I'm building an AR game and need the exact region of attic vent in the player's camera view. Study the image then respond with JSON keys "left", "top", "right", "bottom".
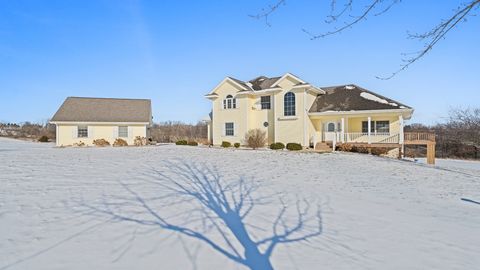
{"left": 345, "top": 85, "right": 355, "bottom": 90}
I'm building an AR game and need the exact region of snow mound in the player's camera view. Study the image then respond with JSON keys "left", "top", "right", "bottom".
{"left": 360, "top": 92, "right": 399, "bottom": 107}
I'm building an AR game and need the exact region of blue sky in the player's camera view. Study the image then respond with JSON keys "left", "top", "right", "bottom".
{"left": 0, "top": 0, "right": 478, "bottom": 125}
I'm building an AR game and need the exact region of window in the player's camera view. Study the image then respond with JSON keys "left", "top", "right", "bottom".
{"left": 261, "top": 96, "right": 271, "bottom": 110}
{"left": 78, "top": 126, "right": 88, "bottom": 138}
{"left": 362, "top": 120, "right": 390, "bottom": 133}
{"left": 223, "top": 95, "right": 236, "bottom": 109}
{"left": 118, "top": 126, "right": 128, "bottom": 137}
{"left": 327, "top": 123, "right": 335, "bottom": 132}
{"left": 225, "top": 122, "right": 234, "bottom": 136}
{"left": 376, "top": 121, "right": 390, "bottom": 133}
{"left": 284, "top": 92, "right": 295, "bottom": 116}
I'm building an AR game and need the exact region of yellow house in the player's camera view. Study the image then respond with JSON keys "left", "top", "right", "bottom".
{"left": 50, "top": 97, "right": 152, "bottom": 147}
{"left": 204, "top": 73, "right": 415, "bottom": 151}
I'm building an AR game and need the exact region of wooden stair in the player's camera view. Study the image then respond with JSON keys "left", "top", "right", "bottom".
{"left": 315, "top": 142, "right": 332, "bottom": 152}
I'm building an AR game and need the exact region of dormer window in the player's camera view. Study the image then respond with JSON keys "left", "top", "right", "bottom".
{"left": 223, "top": 95, "right": 237, "bottom": 109}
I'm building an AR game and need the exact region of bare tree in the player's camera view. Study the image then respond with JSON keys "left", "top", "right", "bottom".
{"left": 79, "top": 162, "right": 322, "bottom": 270}
{"left": 251, "top": 0, "right": 480, "bottom": 79}
{"left": 244, "top": 129, "right": 267, "bottom": 149}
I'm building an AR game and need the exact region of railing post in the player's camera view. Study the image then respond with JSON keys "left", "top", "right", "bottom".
{"left": 341, "top": 118, "right": 345, "bottom": 143}
{"left": 367, "top": 117, "right": 371, "bottom": 144}
{"left": 332, "top": 132, "right": 336, "bottom": 151}
{"left": 399, "top": 115, "right": 404, "bottom": 144}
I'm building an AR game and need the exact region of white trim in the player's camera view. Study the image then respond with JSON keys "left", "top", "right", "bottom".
{"left": 273, "top": 94, "right": 277, "bottom": 142}
{"left": 308, "top": 108, "right": 414, "bottom": 117}
{"left": 341, "top": 118, "right": 345, "bottom": 143}
{"left": 206, "top": 77, "right": 251, "bottom": 96}
{"left": 50, "top": 121, "right": 150, "bottom": 125}
{"left": 303, "top": 89, "right": 307, "bottom": 146}
{"left": 271, "top": 73, "right": 306, "bottom": 87}
{"left": 277, "top": 116, "right": 298, "bottom": 121}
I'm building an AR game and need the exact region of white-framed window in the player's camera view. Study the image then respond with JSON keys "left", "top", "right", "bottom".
{"left": 78, "top": 126, "right": 88, "bottom": 138}
{"left": 223, "top": 95, "right": 237, "bottom": 109}
{"left": 225, "top": 122, "right": 234, "bottom": 136}
{"left": 118, "top": 126, "right": 128, "bottom": 137}
{"left": 362, "top": 120, "right": 390, "bottom": 133}
{"left": 284, "top": 92, "right": 295, "bottom": 116}
{"left": 261, "top": 96, "right": 271, "bottom": 110}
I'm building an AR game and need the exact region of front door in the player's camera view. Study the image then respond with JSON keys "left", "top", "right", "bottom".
{"left": 324, "top": 122, "right": 336, "bottom": 141}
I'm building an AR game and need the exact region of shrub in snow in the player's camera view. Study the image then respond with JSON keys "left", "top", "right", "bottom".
{"left": 371, "top": 147, "right": 390, "bottom": 156}
{"left": 113, "top": 138, "right": 128, "bottom": 147}
{"left": 351, "top": 146, "right": 369, "bottom": 154}
{"left": 270, "top": 142, "right": 285, "bottom": 150}
{"left": 134, "top": 136, "right": 147, "bottom": 146}
{"left": 93, "top": 139, "right": 110, "bottom": 147}
{"left": 338, "top": 144, "right": 353, "bottom": 152}
{"left": 244, "top": 129, "right": 267, "bottom": 149}
{"left": 188, "top": 141, "right": 198, "bottom": 146}
{"left": 286, "top": 143, "right": 302, "bottom": 151}
{"left": 176, "top": 140, "right": 187, "bottom": 145}
{"left": 38, "top": 136, "right": 49, "bottom": 142}
{"left": 234, "top": 142, "right": 240, "bottom": 148}
{"left": 73, "top": 141, "right": 85, "bottom": 147}
{"left": 221, "top": 141, "right": 231, "bottom": 148}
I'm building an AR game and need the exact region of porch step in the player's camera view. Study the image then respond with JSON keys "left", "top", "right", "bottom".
{"left": 315, "top": 142, "right": 333, "bottom": 152}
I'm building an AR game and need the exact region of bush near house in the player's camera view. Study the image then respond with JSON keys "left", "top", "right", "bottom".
{"left": 221, "top": 141, "right": 231, "bottom": 148}
{"left": 270, "top": 142, "right": 285, "bottom": 150}
{"left": 371, "top": 147, "right": 390, "bottom": 156}
{"left": 244, "top": 129, "right": 267, "bottom": 149}
{"left": 93, "top": 139, "right": 110, "bottom": 147}
{"left": 351, "top": 146, "right": 369, "bottom": 154}
{"left": 38, "top": 136, "right": 49, "bottom": 143}
{"left": 286, "top": 143, "right": 302, "bottom": 151}
{"left": 337, "top": 144, "right": 353, "bottom": 152}
{"left": 176, "top": 140, "right": 188, "bottom": 145}
{"left": 134, "top": 136, "right": 147, "bottom": 146}
{"left": 188, "top": 141, "right": 198, "bottom": 146}
{"left": 234, "top": 143, "right": 240, "bottom": 148}
{"left": 113, "top": 138, "right": 128, "bottom": 147}
{"left": 73, "top": 141, "right": 85, "bottom": 147}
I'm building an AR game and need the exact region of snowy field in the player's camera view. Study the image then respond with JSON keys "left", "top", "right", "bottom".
{"left": 1, "top": 137, "right": 480, "bottom": 270}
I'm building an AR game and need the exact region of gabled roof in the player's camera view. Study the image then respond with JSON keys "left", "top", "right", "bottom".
{"left": 51, "top": 97, "right": 152, "bottom": 123}
{"left": 309, "top": 85, "right": 411, "bottom": 113}
{"left": 247, "top": 76, "right": 281, "bottom": 90}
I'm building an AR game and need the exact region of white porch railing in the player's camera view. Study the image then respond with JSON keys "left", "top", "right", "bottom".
{"left": 326, "top": 132, "right": 400, "bottom": 144}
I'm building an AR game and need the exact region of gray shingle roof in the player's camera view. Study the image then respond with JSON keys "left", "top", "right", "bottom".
{"left": 51, "top": 97, "right": 152, "bottom": 122}
{"left": 309, "top": 85, "right": 411, "bottom": 113}
{"left": 228, "top": 75, "right": 281, "bottom": 91}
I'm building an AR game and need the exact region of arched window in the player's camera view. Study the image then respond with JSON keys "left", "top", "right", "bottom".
{"left": 223, "top": 95, "right": 236, "bottom": 109}
{"left": 284, "top": 92, "right": 295, "bottom": 116}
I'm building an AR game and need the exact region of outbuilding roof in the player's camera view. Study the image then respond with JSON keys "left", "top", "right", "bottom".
{"left": 309, "top": 85, "right": 411, "bottom": 113}
{"left": 51, "top": 97, "right": 152, "bottom": 122}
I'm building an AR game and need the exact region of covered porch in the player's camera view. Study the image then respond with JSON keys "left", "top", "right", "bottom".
{"left": 310, "top": 112, "right": 406, "bottom": 146}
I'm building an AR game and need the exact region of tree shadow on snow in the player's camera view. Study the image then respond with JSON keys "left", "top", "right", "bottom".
{"left": 80, "top": 161, "right": 323, "bottom": 270}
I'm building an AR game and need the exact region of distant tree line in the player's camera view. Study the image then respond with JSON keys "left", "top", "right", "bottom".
{"left": 0, "top": 121, "right": 209, "bottom": 144}
{"left": 149, "top": 121, "right": 208, "bottom": 144}
{"left": 405, "top": 108, "right": 480, "bottom": 160}
{"left": 0, "top": 122, "right": 55, "bottom": 140}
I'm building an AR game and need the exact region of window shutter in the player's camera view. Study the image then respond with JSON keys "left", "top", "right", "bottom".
{"left": 113, "top": 126, "right": 119, "bottom": 138}
{"left": 128, "top": 126, "right": 133, "bottom": 138}
{"left": 233, "top": 122, "right": 235, "bottom": 136}
{"left": 88, "top": 126, "right": 94, "bottom": 138}
{"left": 72, "top": 126, "right": 78, "bottom": 138}
{"left": 222, "top": 123, "right": 225, "bottom": 136}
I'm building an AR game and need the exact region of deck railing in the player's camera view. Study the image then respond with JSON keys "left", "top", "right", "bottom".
{"left": 335, "top": 132, "right": 399, "bottom": 144}
{"left": 404, "top": 132, "right": 436, "bottom": 142}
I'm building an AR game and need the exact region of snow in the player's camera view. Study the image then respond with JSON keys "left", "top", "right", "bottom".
{"left": 360, "top": 92, "right": 399, "bottom": 107}
{"left": 1, "top": 137, "right": 480, "bottom": 270}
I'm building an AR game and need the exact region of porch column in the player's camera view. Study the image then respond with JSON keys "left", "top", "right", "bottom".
{"left": 341, "top": 118, "right": 345, "bottom": 143}
{"left": 399, "top": 115, "right": 404, "bottom": 144}
{"left": 367, "top": 116, "right": 371, "bottom": 144}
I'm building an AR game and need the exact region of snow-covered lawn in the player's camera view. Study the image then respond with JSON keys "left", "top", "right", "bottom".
{"left": 1, "top": 137, "right": 479, "bottom": 270}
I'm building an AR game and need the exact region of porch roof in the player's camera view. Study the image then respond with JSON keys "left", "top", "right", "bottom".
{"left": 309, "top": 85, "right": 411, "bottom": 113}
